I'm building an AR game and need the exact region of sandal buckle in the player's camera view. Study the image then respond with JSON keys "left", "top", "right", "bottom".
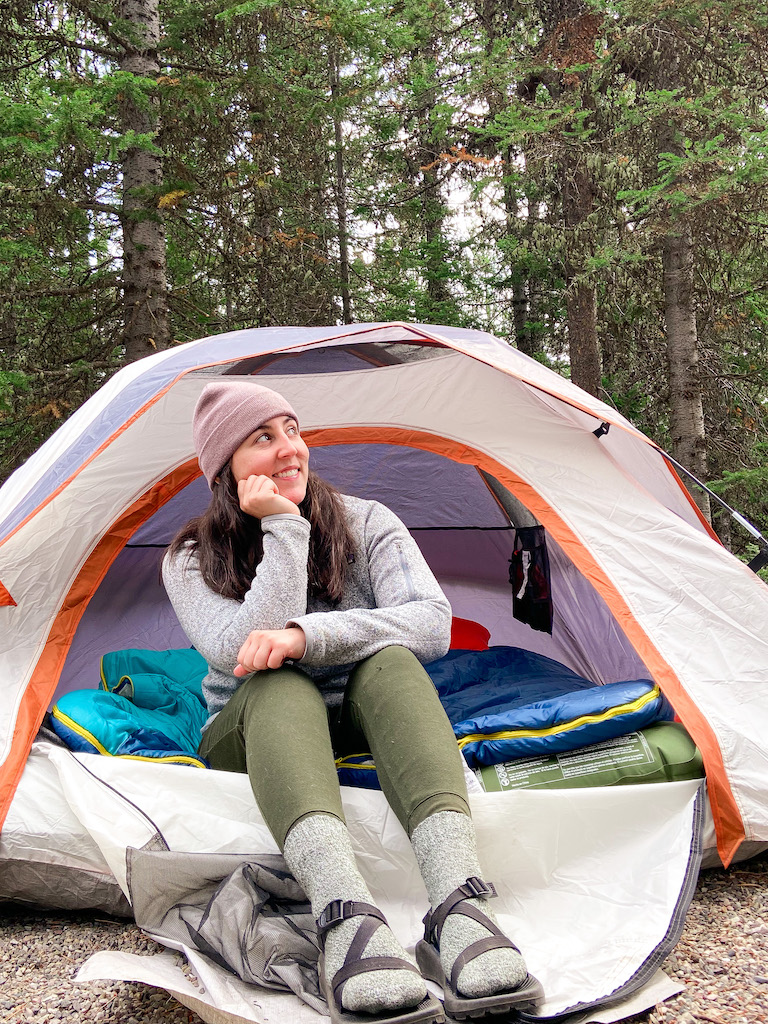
{"left": 422, "top": 906, "right": 437, "bottom": 944}
{"left": 464, "top": 876, "right": 496, "bottom": 900}
{"left": 317, "top": 899, "right": 346, "bottom": 934}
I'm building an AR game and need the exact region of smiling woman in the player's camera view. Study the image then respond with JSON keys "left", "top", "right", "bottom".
{"left": 159, "top": 379, "right": 544, "bottom": 1024}
{"left": 230, "top": 416, "right": 310, "bottom": 514}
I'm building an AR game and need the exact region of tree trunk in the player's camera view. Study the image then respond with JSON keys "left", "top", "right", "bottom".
{"left": 714, "top": 507, "right": 732, "bottom": 551}
{"left": 512, "top": 275, "right": 532, "bottom": 355}
{"left": 422, "top": 182, "right": 452, "bottom": 313}
{"left": 119, "top": 0, "right": 169, "bottom": 362}
{"left": 662, "top": 216, "right": 711, "bottom": 518}
{"left": 565, "top": 276, "right": 598, "bottom": 392}
{"left": 504, "top": 148, "right": 541, "bottom": 356}
{"left": 476, "top": 0, "right": 540, "bottom": 353}
{"left": 329, "top": 48, "right": 352, "bottom": 324}
{"left": 418, "top": 141, "right": 452, "bottom": 314}
{"left": 562, "top": 152, "right": 599, "bottom": 394}
{"left": 656, "top": 48, "right": 710, "bottom": 520}
{"left": 409, "top": 35, "right": 453, "bottom": 319}
{"left": 534, "top": 0, "right": 601, "bottom": 393}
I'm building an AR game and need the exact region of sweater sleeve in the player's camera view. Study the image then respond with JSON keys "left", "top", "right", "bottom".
{"left": 162, "top": 513, "right": 311, "bottom": 673}
{"left": 289, "top": 502, "right": 451, "bottom": 667}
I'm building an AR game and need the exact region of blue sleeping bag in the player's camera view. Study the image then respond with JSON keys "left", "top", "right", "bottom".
{"left": 428, "top": 647, "right": 598, "bottom": 722}
{"left": 340, "top": 648, "right": 670, "bottom": 782}
{"left": 51, "top": 648, "right": 209, "bottom": 767}
{"left": 451, "top": 678, "right": 668, "bottom": 767}
{"left": 50, "top": 646, "right": 671, "bottom": 779}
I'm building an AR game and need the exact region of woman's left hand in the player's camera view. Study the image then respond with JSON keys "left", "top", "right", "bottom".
{"left": 234, "top": 627, "right": 307, "bottom": 676}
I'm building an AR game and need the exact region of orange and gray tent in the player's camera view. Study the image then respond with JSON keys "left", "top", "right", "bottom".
{"left": 1, "top": 322, "right": 767, "bottom": 1022}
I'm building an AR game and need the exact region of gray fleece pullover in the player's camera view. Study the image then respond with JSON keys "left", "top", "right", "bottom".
{"left": 162, "top": 495, "right": 452, "bottom": 724}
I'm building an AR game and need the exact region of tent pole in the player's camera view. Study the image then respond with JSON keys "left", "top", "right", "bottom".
{"left": 662, "top": 453, "right": 768, "bottom": 573}
{"left": 592, "top": 421, "right": 768, "bottom": 572}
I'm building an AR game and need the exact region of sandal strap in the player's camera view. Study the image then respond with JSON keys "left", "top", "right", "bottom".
{"left": 454, "top": 900, "right": 508, "bottom": 937}
{"left": 317, "top": 901, "right": 421, "bottom": 1004}
{"left": 422, "top": 876, "right": 497, "bottom": 946}
{"left": 316, "top": 899, "right": 385, "bottom": 948}
{"left": 333, "top": 955, "right": 422, "bottom": 1004}
{"left": 344, "top": 911, "right": 383, "bottom": 964}
{"left": 449, "top": 934, "right": 522, "bottom": 991}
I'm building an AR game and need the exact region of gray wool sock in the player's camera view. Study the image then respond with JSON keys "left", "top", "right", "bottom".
{"left": 411, "top": 810, "right": 528, "bottom": 998}
{"left": 283, "top": 814, "right": 426, "bottom": 1013}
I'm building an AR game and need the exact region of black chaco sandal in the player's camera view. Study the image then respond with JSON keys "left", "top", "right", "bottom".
{"left": 415, "top": 877, "right": 544, "bottom": 1020}
{"left": 316, "top": 899, "right": 446, "bottom": 1024}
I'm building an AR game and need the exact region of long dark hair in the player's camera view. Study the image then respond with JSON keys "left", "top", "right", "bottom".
{"left": 168, "top": 467, "right": 355, "bottom": 603}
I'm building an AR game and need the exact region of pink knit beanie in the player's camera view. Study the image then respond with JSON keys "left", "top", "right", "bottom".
{"left": 193, "top": 381, "right": 298, "bottom": 487}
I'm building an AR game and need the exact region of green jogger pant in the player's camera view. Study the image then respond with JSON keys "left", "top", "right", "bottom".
{"left": 197, "top": 645, "right": 469, "bottom": 848}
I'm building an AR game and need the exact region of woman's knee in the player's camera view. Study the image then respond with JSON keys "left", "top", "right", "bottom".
{"left": 241, "top": 666, "right": 326, "bottom": 714}
{"left": 347, "top": 645, "right": 435, "bottom": 709}
{"left": 354, "top": 645, "right": 421, "bottom": 679}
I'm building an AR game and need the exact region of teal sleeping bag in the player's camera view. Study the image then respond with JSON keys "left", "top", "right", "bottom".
{"left": 50, "top": 648, "right": 209, "bottom": 767}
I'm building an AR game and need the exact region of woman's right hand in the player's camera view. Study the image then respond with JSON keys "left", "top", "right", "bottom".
{"left": 237, "top": 474, "right": 301, "bottom": 519}
{"left": 234, "top": 626, "right": 307, "bottom": 675}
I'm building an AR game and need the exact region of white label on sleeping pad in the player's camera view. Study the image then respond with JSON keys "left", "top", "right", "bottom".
{"left": 476, "top": 732, "right": 655, "bottom": 792}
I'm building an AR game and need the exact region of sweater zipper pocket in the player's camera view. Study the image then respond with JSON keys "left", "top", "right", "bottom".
{"left": 397, "top": 543, "right": 416, "bottom": 602}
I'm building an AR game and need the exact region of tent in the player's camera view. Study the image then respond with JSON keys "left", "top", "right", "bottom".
{"left": 2, "top": 321, "right": 768, "bottom": 1022}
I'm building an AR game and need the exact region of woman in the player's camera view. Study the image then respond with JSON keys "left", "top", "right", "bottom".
{"left": 163, "top": 381, "right": 542, "bottom": 1024}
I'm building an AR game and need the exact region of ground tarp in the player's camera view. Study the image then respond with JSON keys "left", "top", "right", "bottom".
{"left": 5, "top": 742, "right": 704, "bottom": 1022}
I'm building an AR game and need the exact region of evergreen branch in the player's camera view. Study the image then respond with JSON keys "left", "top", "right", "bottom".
{"left": 81, "top": 255, "right": 119, "bottom": 276}
{"left": 0, "top": 281, "right": 118, "bottom": 301}
{"left": 173, "top": 214, "right": 228, "bottom": 258}
{"left": 4, "top": 27, "right": 122, "bottom": 62}
{"left": 34, "top": 357, "right": 121, "bottom": 377}
{"left": 370, "top": 169, "right": 459, "bottom": 209}
{"left": 0, "top": 192, "right": 121, "bottom": 219}
{"left": 160, "top": 57, "right": 236, "bottom": 80}
{"left": 65, "top": 0, "right": 132, "bottom": 51}
{"left": 76, "top": 201, "right": 122, "bottom": 218}
{"left": 712, "top": 372, "right": 768, "bottom": 383}
{"left": 729, "top": 282, "right": 768, "bottom": 301}
{"left": 4, "top": 44, "right": 61, "bottom": 72}
{"left": 168, "top": 292, "right": 219, "bottom": 320}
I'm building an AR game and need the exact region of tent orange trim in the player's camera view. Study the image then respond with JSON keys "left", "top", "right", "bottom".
{"left": 305, "top": 427, "right": 744, "bottom": 865}
{"left": 411, "top": 324, "right": 657, "bottom": 444}
{"left": 0, "top": 326, "right": 433, "bottom": 554}
{"left": 0, "top": 581, "right": 15, "bottom": 607}
{"left": 0, "top": 325, "right": 679, "bottom": 556}
{"left": 0, "top": 460, "right": 201, "bottom": 835}
{"left": 660, "top": 457, "right": 722, "bottom": 545}
{"left": 1, "top": 426, "right": 742, "bottom": 865}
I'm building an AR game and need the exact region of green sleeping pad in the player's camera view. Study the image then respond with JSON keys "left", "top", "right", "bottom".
{"left": 474, "top": 721, "right": 704, "bottom": 792}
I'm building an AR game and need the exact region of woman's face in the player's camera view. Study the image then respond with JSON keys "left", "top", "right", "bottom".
{"left": 230, "top": 416, "right": 310, "bottom": 506}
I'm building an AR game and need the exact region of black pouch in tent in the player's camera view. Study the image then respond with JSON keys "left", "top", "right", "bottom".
{"left": 509, "top": 526, "right": 553, "bottom": 634}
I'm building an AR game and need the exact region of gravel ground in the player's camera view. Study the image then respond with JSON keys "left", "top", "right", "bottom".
{"left": 2, "top": 851, "right": 768, "bottom": 1024}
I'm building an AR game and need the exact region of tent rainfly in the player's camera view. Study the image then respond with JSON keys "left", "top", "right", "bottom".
{"left": 2, "top": 322, "right": 767, "bottom": 1024}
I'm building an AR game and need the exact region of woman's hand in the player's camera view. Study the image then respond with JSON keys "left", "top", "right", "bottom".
{"left": 234, "top": 627, "right": 307, "bottom": 676}
{"left": 237, "top": 474, "right": 301, "bottom": 519}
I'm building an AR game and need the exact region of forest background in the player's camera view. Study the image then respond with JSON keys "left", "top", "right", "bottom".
{"left": 1, "top": 0, "right": 768, "bottom": 561}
